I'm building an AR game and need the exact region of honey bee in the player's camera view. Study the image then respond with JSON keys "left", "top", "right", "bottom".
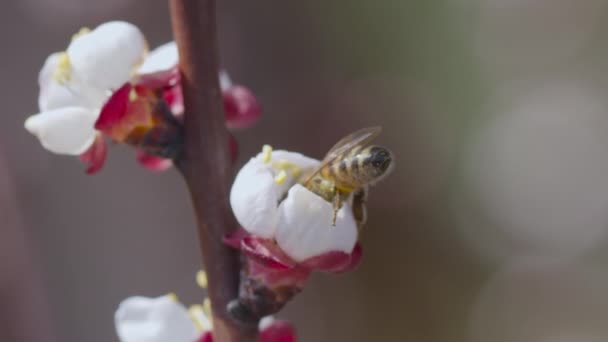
{"left": 300, "top": 126, "right": 394, "bottom": 227}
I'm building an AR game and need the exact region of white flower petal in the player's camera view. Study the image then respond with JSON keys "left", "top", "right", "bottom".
{"left": 230, "top": 149, "right": 320, "bottom": 238}
{"left": 24, "top": 107, "right": 98, "bottom": 155}
{"left": 68, "top": 21, "right": 146, "bottom": 90}
{"left": 37, "top": 53, "right": 107, "bottom": 111}
{"left": 138, "top": 41, "right": 178, "bottom": 76}
{"left": 263, "top": 150, "right": 319, "bottom": 170}
{"left": 275, "top": 184, "right": 358, "bottom": 261}
{"left": 230, "top": 158, "right": 280, "bottom": 238}
{"left": 38, "top": 52, "right": 61, "bottom": 91}
{"left": 261, "top": 150, "right": 320, "bottom": 195}
{"left": 115, "top": 295, "right": 199, "bottom": 342}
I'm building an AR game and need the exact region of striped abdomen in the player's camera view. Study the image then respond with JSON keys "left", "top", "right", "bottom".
{"left": 320, "top": 145, "right": 393, "bottom": 191}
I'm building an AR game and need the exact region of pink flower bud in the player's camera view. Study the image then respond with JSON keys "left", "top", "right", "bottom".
{"left": 223, "top": 85, "right": 262, "bottom": 130}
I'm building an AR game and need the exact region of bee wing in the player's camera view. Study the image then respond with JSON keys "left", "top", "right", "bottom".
{"left": 302, "top": 126, "right": 382, "bottom": 186}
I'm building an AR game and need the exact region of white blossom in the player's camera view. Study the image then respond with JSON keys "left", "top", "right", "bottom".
{"left": 25, "top": 21, "right": 147, "bottom": 155}
{"left": 26, "top": 23, "right": 242, "bottom": 157}
{"left": 115, "top": 295, "right": 204, "bottom": 342}
{"left": 67, "top": 21, "right": 146, "bottom": 90}
{"left": 115, "top": 293, "right": 279, "bottom": 342}
{"left": 230, "top": 147, "right": 358, "bottom": 261}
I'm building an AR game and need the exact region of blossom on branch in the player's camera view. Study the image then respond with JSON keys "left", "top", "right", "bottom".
{"left": 226, "top": 146, "right": 363, "bottom": 321}
{"left": 114, "top": 271, "right": 296, "bottom": 342}
{"left": 25, "top": 21, "right": 261, "bottom": 174}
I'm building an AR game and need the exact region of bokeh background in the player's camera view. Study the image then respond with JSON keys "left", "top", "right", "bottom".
{"left": 2, "top": 1, "right": 608, "bottom": 341}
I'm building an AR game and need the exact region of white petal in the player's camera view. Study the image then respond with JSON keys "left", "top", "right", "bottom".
{"left": 265, "top": 150, "right": 319, "bottom": 171}
{"left": 24, "top": 107, "right": 98, "bottom": 155}
{"left": 38, "top": 52, "right": 61, "bottom": 91}
{"left": 230, "top": 149, "right": 320, "bottom": 238}
{"left": 275, "top": 184, "right": 358, "bottom": 262}
{"left": 37, "top": 53, "right": 107, "bottom": 111}
{"left": 68, "top": 21, "right": 146, "bottom": 90}
{"left": 262, "top": 150, "right": 320, "bottom": 195}
{"left": 138, "top": 41, "right": 178, "bottom": 76}
{"left": 230, "top": 158, "right": 280, "bottom": 238}
{"left": 115, "top": 295, "right": 199, "bottom": 342}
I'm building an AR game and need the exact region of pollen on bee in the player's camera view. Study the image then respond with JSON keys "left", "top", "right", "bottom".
{"left": 274, "top": 169, "right": 287, "bottom": 185}
{"left": 196, "top": 270, "right": 208, "bottom": 289}
{"left": 320, "top": 179, "right": 334, "bottom": 193}
{"left": 262, "top": 144, "right": 273, "bottom": 163}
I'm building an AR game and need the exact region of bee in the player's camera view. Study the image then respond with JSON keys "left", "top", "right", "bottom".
{"left": 300, "top": 126, "right": 394, "bottom": 227}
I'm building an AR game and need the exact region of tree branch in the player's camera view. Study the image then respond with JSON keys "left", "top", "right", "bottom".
{"left": 168, "top": 0, "right": 257, "bottom": 341}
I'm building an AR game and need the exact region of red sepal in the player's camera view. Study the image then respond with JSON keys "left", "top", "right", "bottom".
{"left": 79, "top": 134, "right": 107, "bottom": 175}
{"left": 260, "top": 320, "right": 297, "bottom": 342}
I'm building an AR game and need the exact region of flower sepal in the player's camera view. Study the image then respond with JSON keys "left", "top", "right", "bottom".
{"left": 224, "top": 229, "right": 362, "bottom": 323}
{"left": 95, "top": 81, "right": 183, "bottom": 159}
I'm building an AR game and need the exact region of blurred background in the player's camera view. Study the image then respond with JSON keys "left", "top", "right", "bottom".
{"left": 2, "top": 0, "right": 608, "bottom": 341}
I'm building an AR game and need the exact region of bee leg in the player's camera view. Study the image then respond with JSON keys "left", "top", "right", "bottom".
{"left": 331, "top": 193, "right": 343, "bottom": 227}
{"left": 352, "top": 188, "right": 368, "bottom": 231}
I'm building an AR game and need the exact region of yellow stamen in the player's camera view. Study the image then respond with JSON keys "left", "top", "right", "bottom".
{"left": 71, "top": 27, "right": 91, "bottom": 41}
{"left": 52, "top": 52, "right": 71, "bottom": 84}
{"left": 272, "top": 159, "right": 302, "bottom": 179}
{"left": 203, "top": 298, "right": 212, "bottom": 317}
{"left": 128, "top": 88, "right": 138, "bottom": 102}
{"left": 196, "top": 270, "right": 208, "bottom": 289}
{"left": 290, "top": 167, "right": 302, "bottom": 177}
{"left": 188, "top": 305, "right": 207, "bottom": 332}
{"left": 167, "top": 292, "right": 179, "bottom": 302}
{"left": 274, "top": 170, "right": 287, "bottom": 185}
{"left": 262, "top": 144, "right": 272, "bottom": 163}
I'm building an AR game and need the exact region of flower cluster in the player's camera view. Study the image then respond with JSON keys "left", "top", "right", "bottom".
{"left": 114, "top": 271, "right": 296, "bottom": 342}
{"left": 25, "top": 21, "right": 261, "bottom": 174}
{"left": 226, "top": 146, "right": 363, "bottom": 320}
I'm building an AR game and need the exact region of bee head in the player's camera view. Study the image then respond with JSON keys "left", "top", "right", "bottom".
{"left": 368, "top": 146, "right": 393, "bottom": 178}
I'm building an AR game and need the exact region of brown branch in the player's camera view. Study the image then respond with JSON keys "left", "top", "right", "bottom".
{"left": 168, "top": 1, "right": 258, "bottom": 341}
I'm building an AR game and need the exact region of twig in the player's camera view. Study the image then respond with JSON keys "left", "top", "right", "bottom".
{"left": 168, "top": 0, "right": 258, "bottom": 341}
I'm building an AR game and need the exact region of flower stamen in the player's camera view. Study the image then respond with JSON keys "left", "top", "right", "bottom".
{"left": 203, "top": 298, "right": 212, "bottom": 318}
{"left": 262, "top": 144, "right": 272, "bottom": 163}
{"left": 71, "top": 27, "right": 91, "bottom": 41}
{"left": 196, "top": 270, "right": 208, "bottom": 289}
{"left": 272, "top": 159, "right": 302, "bottom": 177}
{"left": 188, "top": 305, "right": 210, "bottom": 332}
{"left": 128, "top": 88, "right": 138, "bottom": 102}
{"left": 52, "top": 52, "right": 72, "bottom": 84}
{"left": 166, "top": 292, "right": 179, "bottom": 302}
{"left": 274, "top": 169, "right": 287, "bottom": 185}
